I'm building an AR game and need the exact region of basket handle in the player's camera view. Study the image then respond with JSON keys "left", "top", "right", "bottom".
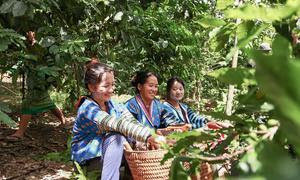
{"left": 123, "top": 140, "right": 133, "bottom": 151}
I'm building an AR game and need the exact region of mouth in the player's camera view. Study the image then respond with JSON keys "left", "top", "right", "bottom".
{"left": 149, "top": 92, "right": 156, "bottom": 96}
{"left": 104, "top": 93, "right": 113, "bottom": 98}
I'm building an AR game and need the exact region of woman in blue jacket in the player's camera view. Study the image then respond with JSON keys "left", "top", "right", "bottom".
{"left": 125, "top": 71, "right": 176, "bottom": 129}
{"left": 162, "top": 76, "right": 228, "bottom": 129}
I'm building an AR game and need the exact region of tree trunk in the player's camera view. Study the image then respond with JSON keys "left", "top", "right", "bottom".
{"left": 225, "top": 16, "right": 241, "bottom": 115}
{"left": 73, "top": 63, "right": 80, "bottom": 98}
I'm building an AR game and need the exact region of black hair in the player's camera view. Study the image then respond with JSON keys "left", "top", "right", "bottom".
{"left": 131, "top": 71, "right": 158, "bottom": 94}
{"left": 166, "top": 76, "right": 185, "bottom": 99}
{"left": 84, "top": 62, "right": 114, "bottom": 91}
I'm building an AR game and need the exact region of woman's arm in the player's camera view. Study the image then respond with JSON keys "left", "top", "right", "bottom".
{"left": 160, "top": 108, "right": 179, "bottom": 128}
{"left": 93, "top": 109, "right": 152, "bottom": 142}
{"left": 187, "top": 106, "right": 208, "bottom": 129}
{"left": 84, "top": 103, "right": 151, "bottom": 142}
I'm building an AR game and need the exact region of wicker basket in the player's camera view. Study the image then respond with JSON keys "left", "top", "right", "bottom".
{"left": 124, "top": 149, "right": 173, "bottom": 180}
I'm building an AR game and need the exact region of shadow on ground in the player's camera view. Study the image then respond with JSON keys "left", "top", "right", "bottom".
{"left": 0, "top": 113, "right": 74, "bottom": 180}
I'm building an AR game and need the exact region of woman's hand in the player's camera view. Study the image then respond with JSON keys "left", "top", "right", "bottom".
{"left": 207, "top": 121, "right": 233, "bottom": 130}
{"left": 147, "top": 135, "right": 166, "bottom": 150}
{"left": 167, "top": 123, "right": 192, "bottom": 132}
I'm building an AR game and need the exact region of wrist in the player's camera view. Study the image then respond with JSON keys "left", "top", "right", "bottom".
{"left": 145, "top": 135, "right": 151, "bottom": 143}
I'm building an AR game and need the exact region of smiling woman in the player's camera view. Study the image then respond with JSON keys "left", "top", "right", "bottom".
{"left": 125, "top": 71, "right": 176, "bottom": 129}
{"left": 163, "top": 76, "right": 231, "bottom": 130}
{"left": 71, "top": 64, "right": 162, "bottom": 180}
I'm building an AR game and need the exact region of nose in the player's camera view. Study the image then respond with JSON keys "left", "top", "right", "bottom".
{"left": 109, "top": 86, "right": 115, "bottom": 93}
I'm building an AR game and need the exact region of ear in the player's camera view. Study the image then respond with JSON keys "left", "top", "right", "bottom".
{"left": 88, "top": 84, "right": 96, "bottom": 93}
{"left": 137, "top": 83, "right": 142, "bottom": 92}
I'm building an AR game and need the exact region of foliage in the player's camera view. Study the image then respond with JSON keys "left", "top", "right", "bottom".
{"left": 43, "top": 135, "right": 72, "bottom": 163}
{"left": 71, "top": 162, "right": 100, "bottom": 180}
{"left": 162, "top": 0, "right": 300, "bottom": 179}
{"left": 0, "top": 0, "right": 225, "bottom": 111}
{"left": 0, "top": 109, "right": 16, "bottom": 127}
{"left": 1, "top": 0, "right": 300, "bottom": 179}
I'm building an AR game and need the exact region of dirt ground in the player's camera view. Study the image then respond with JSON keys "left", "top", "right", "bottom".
{"left": 0, "top": 113, "right": 74, "bottom": 180}
{"left": 0, "top": 78, "right": 132, "bottom": 180}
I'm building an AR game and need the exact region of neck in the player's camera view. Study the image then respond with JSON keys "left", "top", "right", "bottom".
{"left": 91, "top": 95, "right": 107, "bottom": 111}
{"left": 139, "top": 94, "right": 152, "bottom": 108}
{"left": 167, "top": 99, "right": 180, "bottom": 108}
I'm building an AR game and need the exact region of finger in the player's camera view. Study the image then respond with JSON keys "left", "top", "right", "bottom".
{"left": 154, "top": 143, "right": 160, "bottom": 150}
{"left": 156, "top": 130, "right": 163, "bottom": 135}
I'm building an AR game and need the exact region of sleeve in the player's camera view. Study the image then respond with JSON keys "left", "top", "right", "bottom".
{"left": 85, "top": 104, "right": 151, "bottom": 142}
{"left": 125, "top": 99, "right": 139, "bottom": 120}
{"left": 160, "top": 107, "right": 178, "bottom": 128}
{"left": 187, "top": 106, "right": 208, "bottom": 129}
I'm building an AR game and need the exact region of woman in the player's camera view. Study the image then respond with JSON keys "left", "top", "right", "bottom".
{"left": 72, "top": 63, "right": 160, "bottom": 180}
{"left": 8, "top": 31, "right": 66, "bottom": 141}
{"left": 163, "top": 76, "right": 229, "bottom": 129}
{"left": 125, "top": 71, "right": 177, "bottom": 129}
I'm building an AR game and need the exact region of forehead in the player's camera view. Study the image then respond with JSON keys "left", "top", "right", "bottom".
{"left": 172, "top": 81, "right": 184, "bottom": 88}
{"left": 145, "top": 75, "right": 158, "bottom": 84}
{"left": 100, "top": 72, "right": 114, "bottom": 82}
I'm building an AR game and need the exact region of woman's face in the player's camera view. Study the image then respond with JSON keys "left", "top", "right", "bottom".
{"left": 169, "top": 81, "right": 184, "bottom": 101}
{"left": 138, "top": 75, "right": 158, "bottom": 102}
{"left": 89, "top": 72, "right": 115, "bottom": 103}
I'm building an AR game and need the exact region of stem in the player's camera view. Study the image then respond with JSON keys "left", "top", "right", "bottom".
{"left": 1, "top": 84, "right": 19, "bottom": 96}
{"left": 196, "top": 145, "right": 253, "bottom": 162}
{"left": 73, "top": 63, "right": 80, "bottom": 98}
{"left": 225, "top": 1, "right": 242, "bottom": 115}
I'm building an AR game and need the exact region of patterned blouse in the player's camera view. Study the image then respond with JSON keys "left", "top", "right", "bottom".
{"left": 125, "top": 95, "right": 176, "bottom": 129}
{"left": 71, "top": 97, "right": 151, "bottom": 164}
{"left": 162, "top": 102, "right": 208, "bottom": 129}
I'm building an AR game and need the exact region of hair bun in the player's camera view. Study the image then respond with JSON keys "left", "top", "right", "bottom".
{"left": 131, "top": 73, "right": 138, "bottom": 87}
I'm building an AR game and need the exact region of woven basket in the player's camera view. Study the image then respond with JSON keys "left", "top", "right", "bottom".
{"left": 124, "top": 149, "right": 172, "bottom": 180}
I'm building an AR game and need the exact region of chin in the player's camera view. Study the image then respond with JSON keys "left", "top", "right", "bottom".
{"left": 104, "top": 97, "right": 111, "bottom": 101}
{"left": 176, "top": 97, "right": 183, "bottom": 101}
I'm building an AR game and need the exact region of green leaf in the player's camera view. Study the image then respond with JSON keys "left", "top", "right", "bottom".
{"left": 258, "top": 142, "right": 300, "bottom": 180}
{"left": 238, "top": 145, "right": 262, "bottom": 174}
{"left": 0, "top": 38, "right": 9, "bottom": 51}
{"left": 0, "top": 110, "right": 16, "bottom": 128}
{"left": 12, "top": 1, "right": 27, "bottom": 17}
{"left": 170, "top": 158, "right": 189, "bottom": 180}
{"left": 216, "top": 0, "right": 234, "bottom": 10}
{"left": 237, "top": 21, "right": 255, "bottom": 40}
{"left": 196, "top": 17, "right": 226, "bottom": 28}
{"left": 237, "top": 22, "right": 269, "bottom": 48}
{"left": 49, "top": 45, "right": 60, "bottom": 54}
{"left": 212, "top": 133, "right": 236, "bottom": 155}
{"left": 225, "top": 3, "right": 300, "bottom": 22}
{"left": 40, "top": 36, "right": 56, "bottom": 48}
{"left": 0, "top": 0, "right": 17, "bottom": 13}
{"left": 38, "top": 66, "right": 61, "bottom": 77}
{"left": 272, "top": 34, "right": 292, "bottom": 59}
{"left": 235, "top": 88, "right": 269, "bottom": 114}
{"left": 208, "top": 67, "right": 256, "bottom": 86}
{"left": 251, "top": 35, "right": 300, "bottom": 149}
{"left": 74, "top": 162, "right": 87, "bottom": 180}
{"left": 209, "top": 23, "right": 236, "bottom": 51}
{"left": 0, "top": 102, "right": 12, "bottom": 113}
{"left": 201, "top": 111, "right": 244, "bottom": 123}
